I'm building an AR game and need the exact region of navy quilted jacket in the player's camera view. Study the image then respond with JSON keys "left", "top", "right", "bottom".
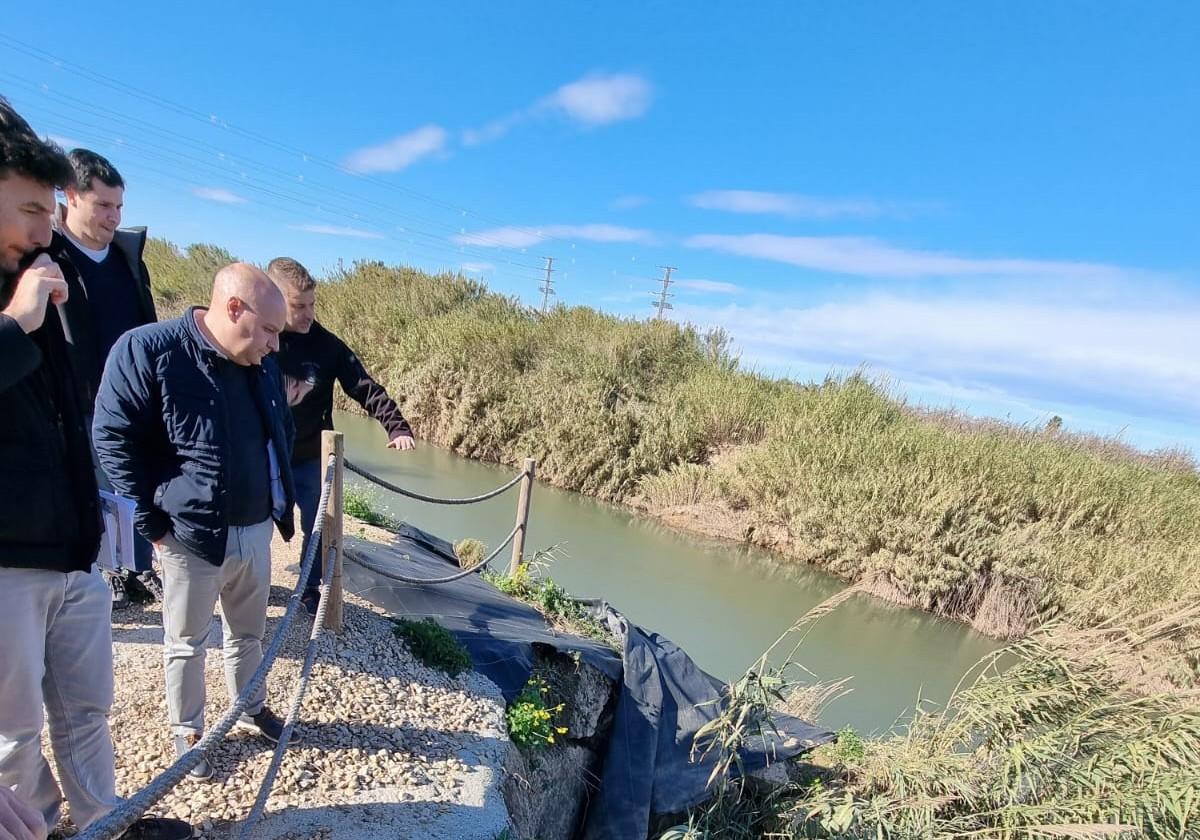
{"left": 92, "top": 307, "right": 296, "bottom": 565}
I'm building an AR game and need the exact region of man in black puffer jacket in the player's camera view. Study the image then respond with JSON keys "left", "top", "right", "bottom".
{"left": 266, "top": 256, "right": 415, "bottom": 616}
{"left": 53, "top": 148, "right": 161, "bottom": 610}
{"left": 0, "top": 97, "right": 190, "bottom": 840}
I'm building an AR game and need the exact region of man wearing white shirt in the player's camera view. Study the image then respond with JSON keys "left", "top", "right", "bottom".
{"left": 53, "top": 149, "right": 161, "bottom": 608}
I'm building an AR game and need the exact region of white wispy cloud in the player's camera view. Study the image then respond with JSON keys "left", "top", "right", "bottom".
{"left": 686, "top": 233, "right": 1135, "bottom": 281}
{"left": 462, "top": 72, "right": 654, "bottom": 147}
{"left": 454, "top": 223, "right": 655, "bottom": 248}
{"left": 461, "top": 115, "right": 523, "bottom": 147}
{"left": 342, "top": 125, "right": 449, "bottom": 174}
{"left": 611, "top": 194, "right": 650, "bottom": 210}
{"left": 674, "top": 278, "right": 742, "bottom": 295}
{"left": 672, "top": 291, "right": 1200, "bottom": 422}
{"left": 192, "top": 186, "right": 247, "bottom": 205}
{"left": 539, "top": 73, "right": 653, "bottom": 126}
{"left": 291, "top": 224, "right": 384, "bottom": 240}
{"left": 459, "top": 262, "right": 494, "bottom": 274}
{"left": 688, "top": 190, "right": 925, "bottom": 220}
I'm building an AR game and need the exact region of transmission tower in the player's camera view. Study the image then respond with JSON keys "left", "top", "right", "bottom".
{"left": 539, "top": 257, "right": 556, "bottom": 313}
{"left": 652, "top": 266, "right": 676, "bottom": 319}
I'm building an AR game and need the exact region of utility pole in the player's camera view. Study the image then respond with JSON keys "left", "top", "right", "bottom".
{"left": 539, "top": 256, "right": 556, "bottom": 313}
{"left": 652, "top": 266, "right": 676, "bottom": 319}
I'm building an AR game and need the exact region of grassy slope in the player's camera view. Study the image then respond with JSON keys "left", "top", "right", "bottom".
{"left": 144, "top": 240, "right": 1200, "bottom": 639}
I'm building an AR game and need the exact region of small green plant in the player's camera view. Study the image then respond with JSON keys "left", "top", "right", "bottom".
{"left": 484, "top": 546, "right": 615, "bottom": 645}
{"left": 343, "top": 486, "right": 401, "bottom": 530}
{"left": 506, "top": 676, "right": 567, "bottom": 750}
{"left": 392, "top": 618, "right": 472, "bottom": 676}
{"left": 830, "top": 726, "right": 865, "bottom": 766}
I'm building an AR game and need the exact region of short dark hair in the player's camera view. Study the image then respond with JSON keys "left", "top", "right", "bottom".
{"left": 267, "top": 257, "right": 317, "bottom": 292}
{"left": 68, "top": 148, "right": 124, "bottom": 192}
{"left": 0, "top": 96, "right": 73, "bottom": 188}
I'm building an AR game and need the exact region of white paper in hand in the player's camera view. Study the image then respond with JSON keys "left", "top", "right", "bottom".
{"left": 98, "top": 490, "right": 138, "bottom": 571}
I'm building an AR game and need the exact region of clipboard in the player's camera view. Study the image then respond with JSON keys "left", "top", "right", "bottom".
{"left": 98, "top": 490, "right": 138, "bottom": 571}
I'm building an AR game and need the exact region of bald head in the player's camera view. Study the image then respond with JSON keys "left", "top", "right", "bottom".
{"left": 200, "top": 262, "right": 286, "bottom": 366}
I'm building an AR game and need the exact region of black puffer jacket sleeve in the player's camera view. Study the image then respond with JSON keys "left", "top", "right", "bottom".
{"left": 0, "top": 313, "right": 40, "bottom": 395}
{"left": 334, "top": 334, "right": 412, "bottom": 441}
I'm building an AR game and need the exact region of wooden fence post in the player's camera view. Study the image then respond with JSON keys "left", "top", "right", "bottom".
{"left": 320, "top": 430, "right": 345, "bottom": 632}
{"left": 509, "top": 458, "right": 536, "bottom": 576}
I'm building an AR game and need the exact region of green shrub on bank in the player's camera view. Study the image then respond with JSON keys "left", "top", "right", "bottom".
{"left": 391, "top": 618, "right": 472, "bottom": 677}
{"left": 343, "top": 486, "right": 400, "bottom": 530}
{"left": 145, "top": 240, "right": 1200, "bottom": 637}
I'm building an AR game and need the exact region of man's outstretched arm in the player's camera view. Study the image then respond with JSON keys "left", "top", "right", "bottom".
{"left": 334, "top": 335, "right": 415, "bottom": 449}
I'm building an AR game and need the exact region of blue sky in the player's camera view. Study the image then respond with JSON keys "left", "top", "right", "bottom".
{"left": 3, "top": 2, "right": 1197, "bottom": 454}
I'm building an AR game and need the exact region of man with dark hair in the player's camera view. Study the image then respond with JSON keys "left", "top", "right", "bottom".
{"left": 0, "top": 97, "right": 189, "bottom": 840}
{"left": 94, "top": 262, "right": 296, "bottom": 781}
{"left": 267, "top": 256, "right": 415, "bottom": 615}
{"left": 55, "top": 148, "right": 160, "bottom": 610}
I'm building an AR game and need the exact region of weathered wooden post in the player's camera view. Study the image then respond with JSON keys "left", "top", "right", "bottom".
{"left": 320, "top": 430, "right": 345, "bottom": 632}
{"left": 509, "top": 458, "right": 537, "bottom": 576}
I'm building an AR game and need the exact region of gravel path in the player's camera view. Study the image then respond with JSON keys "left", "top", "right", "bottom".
{"left": 96, "top": 530, "right": 511, "bottom": 839}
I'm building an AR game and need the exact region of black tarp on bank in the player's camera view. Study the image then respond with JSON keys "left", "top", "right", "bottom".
{"left": 343, "top": 525, "right": 832, "bottom": 839}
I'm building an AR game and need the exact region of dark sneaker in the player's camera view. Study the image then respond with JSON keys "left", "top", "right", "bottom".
{"left": 173, "top": 734, "right": 213, "bottom": 781}
{"left": 237, "top": 707, "right": 290, "bottom": 744}
{"left": 119, "top": 816, "right": 193, "bottom": 839}
{"left": 300, "top": 587, "right": 320, "bottom": 616}
{"left": 132, "top": 569, "right": 165, "bottom": 603}
{"left": 104, "top": 569, "right": 131, "bottom": 610}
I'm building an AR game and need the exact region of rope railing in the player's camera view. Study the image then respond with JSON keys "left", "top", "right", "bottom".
{"left": 344, "top": 458, "right": 526, "bottom": 505}
{"left": 236, "top": 544, "right": 339, "bottom": 839}
{"left": 77, "top": 456, "right": 337, "bottom": 840}
{"left": 343, "top": 521, "right": 520, "bottom": 585}
{"left": 81, "top": 436, "right": 537, "bottom": 837}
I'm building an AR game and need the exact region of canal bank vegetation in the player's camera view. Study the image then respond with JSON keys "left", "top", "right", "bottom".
{"left": 663, "top": 594, "right": 1200, "bottom": 840}
{"left": 144, "top": 240, "right": 1200, "bottom": 642}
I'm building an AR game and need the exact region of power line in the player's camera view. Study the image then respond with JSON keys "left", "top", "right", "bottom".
{"left": 32, "top": 116, "right": 544, "bottom": 282}
{"left": 0, "top": 35, "right": 553, "bottom": 243}
{"left": 1, "top": 73, "right": 546, "bottom": 271}
{"left": 23, "top": 102, "right": 557, "bottom": 280}
{"left": 0, "top": 37, "right": 662, "bottom": 304}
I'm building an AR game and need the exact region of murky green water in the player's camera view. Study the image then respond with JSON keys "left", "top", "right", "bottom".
{"left": 337, "top": 412, "right": 1000, "bottom": 733}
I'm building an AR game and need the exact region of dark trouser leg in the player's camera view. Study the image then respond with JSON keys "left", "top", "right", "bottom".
{"left": 132, "top": 532, "right": 154, "bottom": 573}
{"left": 291, "top": 459, "right": 322, "bottom": 590}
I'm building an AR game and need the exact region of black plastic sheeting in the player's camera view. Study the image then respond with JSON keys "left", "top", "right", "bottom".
{"left": 343, "top": 524, "right": 832, "bottom": 839}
